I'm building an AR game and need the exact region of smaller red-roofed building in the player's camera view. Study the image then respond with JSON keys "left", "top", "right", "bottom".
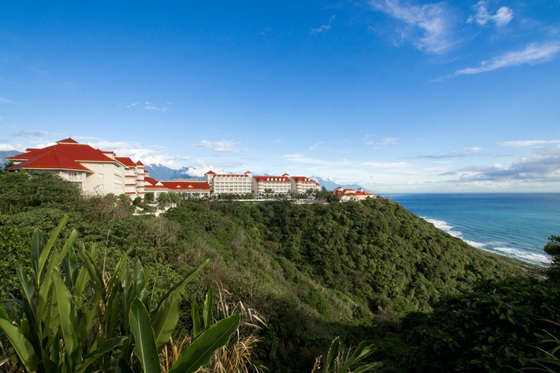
{"left": 116, "top": 157, "right": 146, "bottom": 200}
{"left": 144, "top": 178, "right": 211, "bottom": 200}
{"left": 161, "top": 180, "right": 210, "bottom": 199}
{"left": 144, "top": 177, "right": 168, "bottom": 200}
{"left": 290, "top": 176, "right": 321, "bottom": 194}
{"left": 333, "top": 186, "right": 375, "bottom": 201}
{"left": 253, "top": 173, "right": 292, "bottom": 195}
{"left": 205, "top": 170, "right": 253, "bottom": 195}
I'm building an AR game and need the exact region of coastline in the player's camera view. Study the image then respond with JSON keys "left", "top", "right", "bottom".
{"left": 385, "top": 193, "right": 559, "bottom": 266}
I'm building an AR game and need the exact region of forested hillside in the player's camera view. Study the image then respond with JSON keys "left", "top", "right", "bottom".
{"left": 1, "top": 171, "right": 558, "bottom": 372}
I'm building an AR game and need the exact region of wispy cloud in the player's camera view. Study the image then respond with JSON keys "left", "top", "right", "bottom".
{"left": 310, "top": 15, "right": 336, "bottom": 35}
{"left": 144, "top": 101, "right": 171, "bottom": 111}
{"left": 467, "top": 1, "right": 513, "bottom": 27}
{"left": 196, "top": 140, "right": 248, "bottom": 154}
{"left": 309, "top": 141, "right": 329, "bottom": 151}
{"left": 369, "top": 0, "right": 456, "bottom": 54}
{"left": 11, "top": 130, "right": 56, "bottom": 139}
{"left": 285, "top": 154, "right": 352, "bottom": 167}
{"left": 449, "top": 144, "right": 560, "bottom": 182}
{"left": 0, "top": 143, "right": 22, "bottom": 151}
{"left": 415, "top": 146, "right": 483, "bottom": 159}
{"left": 437, "top": 42, "right": 560, "bottom": 80}
{"left": 0, "top": 116, "right": 9, "bottom": 122}
{"left": 89, "top": 139, "right": 189, "bottom": 169}
{"left": 499, "top": 140, "right": 560, "bottom": 147}
{"left": 122, "top": 101, "right": 171, "bottom": 111}
{"left": 364, "top": 135, "right": 399, "bottom": 146}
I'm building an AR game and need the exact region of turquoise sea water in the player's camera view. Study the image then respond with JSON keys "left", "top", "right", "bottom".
{"left": 385, "top": 193, "right": 560, "bottom": 266}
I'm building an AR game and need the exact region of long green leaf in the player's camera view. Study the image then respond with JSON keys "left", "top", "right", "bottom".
{"left": 151, "top": 292, "right": 180, "bottom": 349}
{"left": 133, "top": 259, "right": 148, "bottom": 305}
{"left": 37, "top": 214, "right": 68, "bottom": 281}
{"left": 0, "top": 308, "right": 39, "bottom": 372}
{"left": 52, "top": 270, "right": 80, "bottom": 367}
{"left": 31, "top": 228, "right": 41, "bottom": 282}
{"left": 129, "top": 298, "right": 162, "bottom": 373}
{"left": 203, "top": 288, "right": 213, "bottom": 330}
{"left": 75, "top": 337, "right": 128, "bottom": 373}
{"left": 15, "top": 264, "right": 41, "bottom": 350}
{"left": 324, "top": 337, "right": 340, "bottom": 372}
{"left": 169, "top": 314, "right": 240, "bottom": 373}
{"left": 191, "top": 303, "right": 201, "bottom": 339}
{"left": 79, "top": 245, "right": 105, "bottom": 297}
{"left": 153, "top": 259, "right": 209, "bottom": 315}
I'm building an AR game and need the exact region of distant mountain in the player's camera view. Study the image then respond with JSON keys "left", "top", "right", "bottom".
{"left": 145, "top": 164, "right": 203, "bottom": 181}
{"left": 0, "top": 150, "right": 20, "bottom": 169}
{"left": 145, "top": 165, "right": 368, "bottom": 192}
{"left": 311, "top": 175, "right": 364, "bottom": 192}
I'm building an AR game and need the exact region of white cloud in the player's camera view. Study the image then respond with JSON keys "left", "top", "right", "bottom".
{"left": 311, "top": 15, "right": 336, "bottom": 35}
{"left": 11, "top": 130, "right": 57, "bottom": 139}
{"left": 414, "top": 146, "right": 484, "bottom": 159}
{"left": 364, "top": 135, "right": 400, "bottom": 146}
{"left": 144, "top": 101, "right": 170, "bottom": 111}
{"left": 451, "top": 144, "right": 560, "bottom": 182}
{"left": 0, "top": 143, "right": 21, "bottom": 151}
{"left": 285, "top": 154, "right": 352, "bottom": 166}
{"left": 467, "top": 1, "right": 513, "bottom": 27}
{"left": 444, "top": 42, "right": 560, "bottom": 78}
{"left": 369, "top": 0, "right": 455, "bottom": 54}
{"left": 122, "top": 101, "right": 171, "bottom": 111}
{"left": 494, "top": 6, "right": 514, "bottom": 27}
{"left": 499, "top": 140, "right": 560, "bottom": 147}
{"left": 196, "top": 140, "right": 248, "bottom": 154}
{"left": 87, "top": 139, "right": 188, "bottom": 169}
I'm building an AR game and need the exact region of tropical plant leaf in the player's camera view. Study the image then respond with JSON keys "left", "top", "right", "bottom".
{"left": 191, "top": 302, "right": 202, "bottom": 339}
{"left": 52, "top": 270, "right": 80, "bottom": 366}
{"left": 129, "top": 298, "right": 162, "bottom": 373}
{"left": 153, "top": 259, "right": 209, "bottom": 315}
{"left": 151, "top": 292, "right": 181, "bottom": 349}
{"left": 76, "top": 337, "right": 128, "bottom": 373}
{"left": 324, "top": 336, "right": 340, "bottom": 372}
{"left": 169, "top": 313, "right": 240, "bottom": 373}
{"left": 0, "top": 307, "right": 39, "bottom": 372}
{"left": 37, "top": 214, "right": 69, "bottom": 281}
{"left": 203, "top": 288, "right": 213, "bottom": 330}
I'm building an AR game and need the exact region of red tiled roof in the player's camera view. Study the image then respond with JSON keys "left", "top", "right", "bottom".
{"left": 144, "top": 177, "right": 159, "bottom": 185}
{"left": 116, "top": 157, "right": 137, "bottom": 167}
{"left": 136, "top": 161, "right": 144, "bottom": 166}
{"left": 8, "top": 148, "right": 93, "bottom": 173}
{"left": 7, "top": 138, "right": 126, "bottom": 174}
{"left": 161, "top": 181, "right": 210, "bottom": 191}
{"left": 205, "top": 170, "right": 217, "bottom": 175}
{"left": 8, "top": 141, "right": 117, "bottom": 164}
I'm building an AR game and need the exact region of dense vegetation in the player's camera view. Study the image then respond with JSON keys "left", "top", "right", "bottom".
{"left": 1, "top": 171, "right": 558, "bottom": 371}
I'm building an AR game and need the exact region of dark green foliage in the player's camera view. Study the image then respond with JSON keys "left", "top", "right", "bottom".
{"left": 163, "top": 199, "right": 531, "bottom": 369}
{"left": 400, "top": 277, "right": 560, "bottom": 372}
{"left": 1, "top": 172, "right": 551, "bottom": 371}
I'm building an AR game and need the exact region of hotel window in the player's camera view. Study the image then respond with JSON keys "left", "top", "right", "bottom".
{"left": 68, "top": 172, "right": 78, "bottom": 181}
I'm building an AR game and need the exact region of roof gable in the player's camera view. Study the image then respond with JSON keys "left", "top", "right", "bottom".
{"left": 9, "top": 149, "right": 93, "bottom": 173}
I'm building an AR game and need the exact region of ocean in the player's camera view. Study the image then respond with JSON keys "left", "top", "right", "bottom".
{"left": 385, "top": 193, "right": 560, "bottom": 266}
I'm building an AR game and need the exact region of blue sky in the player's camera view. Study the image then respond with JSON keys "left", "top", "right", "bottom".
{"left": 1, "top": 0, "right": 559, "bottom": 193}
